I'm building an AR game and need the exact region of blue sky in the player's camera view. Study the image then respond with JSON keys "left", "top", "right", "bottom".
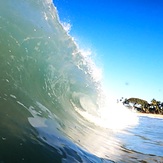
{"left": 53, "top": 0, "right": 163, "bottom": 102}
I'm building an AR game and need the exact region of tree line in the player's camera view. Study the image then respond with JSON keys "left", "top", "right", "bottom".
{"left": 122, "top": 97, "right": 163, "bottom": 114}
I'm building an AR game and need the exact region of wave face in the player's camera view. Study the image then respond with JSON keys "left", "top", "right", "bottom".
{"left": 0, "top": 0, "right": 106, "bottom": 162}
{"left": 1, "top": 0, "right": 163, "bottom": 163}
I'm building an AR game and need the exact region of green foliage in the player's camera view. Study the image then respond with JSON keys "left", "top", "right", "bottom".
{"left": 123, "top": 97, "right": 163, "bottom": 115}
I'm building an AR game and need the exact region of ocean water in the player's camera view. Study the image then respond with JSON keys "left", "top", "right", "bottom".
{"left": 0, "top": 0, "right": 163, "bottom": 163}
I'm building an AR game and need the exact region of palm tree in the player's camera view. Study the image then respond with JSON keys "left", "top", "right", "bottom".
{"left": 158, "top": 102, "right": 163, "bottom": 114}
{"left": 151, "top": 99, "right": 160, "bottom": 114}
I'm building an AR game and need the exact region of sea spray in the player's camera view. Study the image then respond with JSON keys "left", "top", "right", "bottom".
{"left": 74, "top": 92, "right": 139, "bottom": 130}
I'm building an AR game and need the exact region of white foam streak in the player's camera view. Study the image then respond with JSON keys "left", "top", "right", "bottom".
{"left": 78, "top": 49, "right": 103, "bottom": 82}
{"left": 99, "top": 102, "right": 139, "bottom": 130}
{"left": 61, "top": 22, "right": 72, "bottom": 33}
{"left": 77, "top": 96, "right": 139, "bottom": 131}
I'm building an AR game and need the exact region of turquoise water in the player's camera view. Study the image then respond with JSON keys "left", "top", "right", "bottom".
{"left": 0, "top": 0, "right": 163, "bottom": 162}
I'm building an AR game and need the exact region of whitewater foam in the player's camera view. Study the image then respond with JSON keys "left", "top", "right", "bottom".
{"left": 75, "top": 95, "right": 139, "bottom": 130}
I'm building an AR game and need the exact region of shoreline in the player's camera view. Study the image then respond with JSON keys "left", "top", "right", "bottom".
{"left": 136, "top": 112, "right": 163, "bottom": 119}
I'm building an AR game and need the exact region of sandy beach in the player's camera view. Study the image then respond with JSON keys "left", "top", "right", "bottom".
{"left": 136, "top": 112, "right": 163, "bottom": 119}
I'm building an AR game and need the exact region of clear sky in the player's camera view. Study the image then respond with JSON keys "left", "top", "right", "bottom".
{"left": 53, "top": 0, "right": 163, "bottom": 102}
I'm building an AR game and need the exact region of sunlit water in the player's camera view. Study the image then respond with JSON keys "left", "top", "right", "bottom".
{"left": 0, "top": 0, "right": 163, "bottom": 162}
